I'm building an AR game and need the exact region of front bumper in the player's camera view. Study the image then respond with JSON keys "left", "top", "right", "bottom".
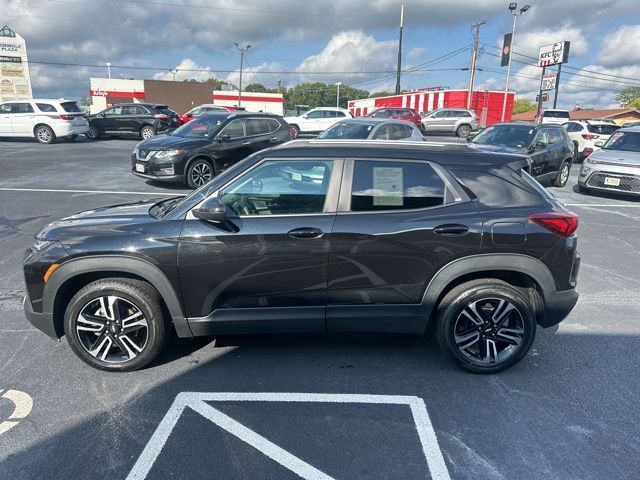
{"left": 23, "top": 294, "right": 58, "bottom": 339}
{"left": 132, "top": 170, "right": 184, "bottom": 182}
{"left": 578, "top": 163, "right": 640, "bottom": 195}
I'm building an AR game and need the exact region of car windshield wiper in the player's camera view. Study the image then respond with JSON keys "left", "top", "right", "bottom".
{"left": 151, "top": 197, "right": 180, "bottom": 219}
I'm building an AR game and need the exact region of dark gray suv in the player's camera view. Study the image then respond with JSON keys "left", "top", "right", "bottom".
{"left": 24, "top": 141, "right": 580, "bottom": 373}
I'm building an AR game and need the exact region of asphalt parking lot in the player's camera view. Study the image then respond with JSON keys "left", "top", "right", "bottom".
{"left": 1, "top": 136, "right": 640, "bottom": 480}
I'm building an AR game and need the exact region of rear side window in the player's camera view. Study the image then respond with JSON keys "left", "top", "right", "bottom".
{"left": 246, "top": 118, "right": 271, "bottom": 136}
{"left": 351, "top": 160, "right": 445, "bottom": 211}
{"left": 36, "top": 103, "right": 57, "bottom": 112}
{"left": 459, "top": 111, "right": 472, "bottom": 117}
{"left": 155, "top": 106, "right": 176, "bottom": 115}
{"left": 60, "top": 101, "right": 82, "bottom": 113}
{"left": 587, "top": 124, "right": 619, "bottom": 135}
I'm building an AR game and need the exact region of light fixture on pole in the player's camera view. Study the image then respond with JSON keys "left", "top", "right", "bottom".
{"left": 500, "top": 3, "right": 531, "bottom": 121}
{"left": 335, "top": 82, "right": 342, "bottom": 108}
{"left": 234, "top": 43, "right": 251, "bottom": 107}
{"left": 106, "top": 62, "right": 111, "bottom": 79}
{"left": 172, "top": 69, "right": 179, "bottom": 81}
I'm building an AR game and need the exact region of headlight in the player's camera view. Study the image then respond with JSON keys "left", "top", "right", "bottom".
{"left": 153, "top": 149, "right": 183, "bottom": 159}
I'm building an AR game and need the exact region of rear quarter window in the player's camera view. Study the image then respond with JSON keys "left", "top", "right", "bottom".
{"left": 60, "top": 101, "right": 82, "bottom": 113}
{"left": 36, "top": 103, "right": 57, "bottom": 112}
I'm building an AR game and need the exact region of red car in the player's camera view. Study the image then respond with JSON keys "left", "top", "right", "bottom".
{"left": 367, "top": 108, "right": 422, "bottom": 128}
{"left": 178, "top": 104, "right": 238, "bottom": 125}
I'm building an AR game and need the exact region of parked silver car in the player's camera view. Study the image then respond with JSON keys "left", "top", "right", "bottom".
{"left": 317, "top": 118, "right": 424, "bottom": 141}
{"left": 578, "top": 126, "right": 640, "bottom": 196}
{"left": 421, "top": 108, "right": 479, "bottom": 137}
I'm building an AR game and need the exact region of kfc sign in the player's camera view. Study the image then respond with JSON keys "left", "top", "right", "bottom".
{"left": 538, "top": 41, "right": 570, "bottom": 67}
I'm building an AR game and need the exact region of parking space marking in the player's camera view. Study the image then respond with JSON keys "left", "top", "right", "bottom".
{"left": 0, "top": 389, "right": 33, "bottom": 436}
{"left": 127, "top": 392, "right": 451, "bottom": 480}
{"left": 0, "top": 187, "right": 186, "bottom": 196}
{"left": 565, "top": 203, "right": 640, "bottom": 207}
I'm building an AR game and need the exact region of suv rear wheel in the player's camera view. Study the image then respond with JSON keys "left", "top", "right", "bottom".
{"left": 289, "top": 125, "right": 300, "bottom": 138}
{"left": 63, "top": 278, "right": 169, "bottom": 371}
{"left": 553, "top": 161, "right": 571, "bottom": 188}
{"left": 34, "top": 125, "right": 55, "bottom": 144}
{"left": 436, "top": 279, "right": 536, "bottom": 373}
{"left": 456, "top": 124, "right": 471, "bottom": 138}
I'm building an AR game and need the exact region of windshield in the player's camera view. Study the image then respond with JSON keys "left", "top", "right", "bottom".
{"left": 543, "top": 111, "right": 569, "bottom": 119}
{"left": 587, "top": 124, "right": 619, "bottom": 135}
{"left": 318, "top": 122, "right": 375, "bottom": 139}
{"left": 471, "top": 125, "right": 535, "bottom": 148}
{"left": 172, "top": 114, "right": 228, "bottom": 138}
{"left": 602, "top": 131, "right": 640, "bottom": 153}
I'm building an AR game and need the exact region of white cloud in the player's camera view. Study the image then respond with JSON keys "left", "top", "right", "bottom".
{"left": 598, "top": 25, "right": 640, "bottom": 67}
{"left": 224, "top": 61, "right": 287, "bottom": 88}
{"left": 153, "top": 59, "right": 213, "bottom": 82}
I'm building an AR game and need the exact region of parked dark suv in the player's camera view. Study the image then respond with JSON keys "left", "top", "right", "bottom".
{"left": 23, "top": 141, "right": 580, "bottom": 373}
{"left": 86, "top": 103, "right": 179, "bottom": 140}
{"left": 469, "top": 122, "right": 575, "bottom": 187}
{"left": 132, "top": 111, "right": 292, "bottom": 188}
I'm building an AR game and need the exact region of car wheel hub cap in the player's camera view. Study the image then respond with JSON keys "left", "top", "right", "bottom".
{"left": 76, "top": 295, "right": 149, "bottom": 363}
{"left": 37, "top": 128, "right": 51, "bottom": 142}
{"left": 192, "top": 164, "right": 211, "bottom": 186}
{"left": 454, "top": 298, "right": 525, "bottom": 365}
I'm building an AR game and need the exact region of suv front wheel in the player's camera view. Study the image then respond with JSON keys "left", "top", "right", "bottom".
{"left": 436, "top": 279, "right": 537, "bottom": 373}
{"left": 140, "top": 126, "right": 156, "bottom": 139}
{"left": 63, "top": 278, "right": 169, "bottom": 371}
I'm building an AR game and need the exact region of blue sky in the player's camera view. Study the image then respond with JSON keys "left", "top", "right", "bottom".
{"left": 5, "top": 0, "right": 640, "bottom": 109}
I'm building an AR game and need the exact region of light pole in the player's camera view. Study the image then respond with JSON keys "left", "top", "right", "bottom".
{"left": 172, "top": 69, "right": 179, "bottom": 81}
{"left": 500, "top": 3, "right": 530, "bottom": 121}
{"left": 336, "top": 82, "right": 342, "bottom": 108}
{"left": 106, "top": 62, "right": 111, "bottom": 79}
{"left": 234, "top": 43, "right": 251, "bottom": 107}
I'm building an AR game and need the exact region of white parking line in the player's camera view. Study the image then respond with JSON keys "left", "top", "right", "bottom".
{"left": 565, "top": 203, "right": 640, "bottom": 207}
{"left": 127, "top": 392, "right": 451, "bottom": 480}
{"left": 0, "top": 389, "right": 33, "bottom": 436}
{"left": 0, "top": 187, "right": 186, "bottom": 196}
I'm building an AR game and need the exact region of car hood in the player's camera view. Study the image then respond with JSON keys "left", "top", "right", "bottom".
{"left": 36, "top": 200, "right": 163, "bottom": 242}
{"left": 589, "top": 148, "right": 640, "bottom": 166}
{"left": 137, "top": 135, "right": 210, "bottom": 150}
{"left": 468, "top": 143, "right": 526, "bottom": 154}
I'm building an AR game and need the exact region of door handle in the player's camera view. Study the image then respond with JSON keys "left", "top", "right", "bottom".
{"left": 434, "top": 224, "right": 469, "bottom": 236}
{"left": 242, "top": 141, "right": 251, "bottom": 146}
{"left": 269, "top": 136, "right": 279, "bottom": 143}
{"left": 287, "top": 227, "right": 324, "bottom": 239}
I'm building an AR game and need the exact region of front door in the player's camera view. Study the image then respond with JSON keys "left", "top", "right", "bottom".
{"left": 327, "top": 158, "right": 482, "bottom": 333}
{"left": 10, "top": 102, "right": 35, "bottom": 134}
{"left": 0, "top": 103, "right": 14, "bottom": 134}
{"left": 178, "top": 157, "right": 342, "bottom": 335}
{"left": 99, "top": 106, "right": 122, "bottom": 132}
{"left": 212, "top": 118, "right": 253, "bottom": 171}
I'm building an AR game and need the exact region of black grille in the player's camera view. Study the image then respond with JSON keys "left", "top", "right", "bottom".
{"left": 587, "top": 172, "right": 640, "bottom": 193}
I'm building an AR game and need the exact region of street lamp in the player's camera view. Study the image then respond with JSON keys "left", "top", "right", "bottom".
{"left": 172, "top": 68, "right": 179, "bottom": 81}
{"left": 106, "top": 62, "right": 111, "bottom": 79}
{"left": 335, "top": 82, "right": 342, "bottom": 108}
{"left": 501, "top": 2, "right": 531, "bottom": 121}
{"left": 234, "top": 43, "right": 251, "bottom": 107}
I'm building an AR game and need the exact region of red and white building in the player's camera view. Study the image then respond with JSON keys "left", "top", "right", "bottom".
{"left": 89, "top": 78, "right": 284, "bottom": 115}
{"left": 348, "top": 87, "right": 515, "bottom": 127}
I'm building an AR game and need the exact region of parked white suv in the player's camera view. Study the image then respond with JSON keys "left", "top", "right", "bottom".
{"left": 284, "top": 107, "right": 352, "bottom": 136}
{"left": 0, "top": 99, "right": 89, "bottom": 144}
{"left": 562, "top": 120, "right": 620, "bottom": 161}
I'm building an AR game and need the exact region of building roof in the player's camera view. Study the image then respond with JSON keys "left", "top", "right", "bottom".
{"left": 512, "top": 108, "right": 640, "bottom": 122}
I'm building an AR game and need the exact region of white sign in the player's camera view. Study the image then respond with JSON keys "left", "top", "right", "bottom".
{"left": 373, "top": 167, "right": 403, "bottom": 206}
{"left": 541, "top": 74, "right": 557, "bottom": 91}
{"left": 0, "top": 26, "right": 32, "bottom": 102}
{"left": 538, "top": 41, "right": 570, "bottom": 67}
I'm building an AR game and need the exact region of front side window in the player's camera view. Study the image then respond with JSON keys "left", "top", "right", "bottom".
{"left": 218, "top": 119, "right": 246, "bottom": 139}
{"left": 104, "top": 106, "right": 122, "bottom": 116}
{"left": 533, "top": 130, "right": 550, "bottom": 145}
{"left": 351, "top": 160, "right": 445, "bottom": 211}
{"left": 472, "top": 125, "right": 534, "bottom": 148}
{"left": 219, "top": 160, "right": 333, "bottom": 216}
{"left": 0, "top": 103, "right": 12, "bottom": 113}
{"left": 547, "top": 128, "right": 563, "bottom": 144}
{"left": 12, "top": 103, "right": 34, "bottom": 113}
{"left": 305, "top": 110, "right": 323, "bottom": 119}
{"left": 173, "top": 115, "right": 226, "bottom": 138}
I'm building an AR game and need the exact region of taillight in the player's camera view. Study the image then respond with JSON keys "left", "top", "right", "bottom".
{"left": 154, "top": 114, "right": 170, "bottom": 119}
{"left": 581, "top": 134, "right": 599, "bottom": 140}
{"left": 529, "top": 212, "right": 579, "bottom": 238}
{"left": 59, "top": 115, "right": 74, "bottom": 120}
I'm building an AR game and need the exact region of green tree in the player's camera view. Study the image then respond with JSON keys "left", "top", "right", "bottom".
{"left": 283, "top": 82, "right": 369, "bottom": 111}
{"left": 626, "top": 97, "right": 640, "bottom": 110}
{"left": 616, "top": 86, "right": 640, "bottom": 107}
{"left": 244, "top": 83, "right": 276, "bottom": 93}
{"left": 369, "top": 91, "right": 394, "bottom": 98}
{"left": 78, "top": 96, "right": 91, "bottom": 106}
{"left": 513, "top": 98, "right": 537, "bottom": 115}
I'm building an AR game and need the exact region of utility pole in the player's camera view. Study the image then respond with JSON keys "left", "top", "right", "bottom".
{"left": 467, "top": 21, "right": 486, "bottom": 109}
{"left": 336, "top": 82, "right": 342, "bottom": 108}
{"left": 394, "top": 4, "right": 404, "bottom": 95}
{"left": 501, "top": 3, "right": 531, "bottom": 122}
{"left": 234, "top": 43, "right": 251, "bottom": 107}
{"left": 536, "top": 66, "right": 546, "bottom": 118}
{"left": 553, "top": 64, "right": 562, "bottom": 109}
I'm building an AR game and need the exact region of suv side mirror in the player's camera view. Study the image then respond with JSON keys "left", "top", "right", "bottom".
{"left": 217, "top": 133, "right": 231, "bottom": 143}
{"left": 595, "top": 141, "right": 604, "bottom": 148}
{"left": 192, "top": 197, "right": 229, "bottom": 223}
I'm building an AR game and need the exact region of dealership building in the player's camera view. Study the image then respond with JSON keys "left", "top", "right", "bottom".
{"left": 348, "top": 88, "right": 515, "bottom": 127}
{"left": 0, "top": 25, "right": 33, "bottom": 102}
{"left": 89, "top": 78, "right": 284, "bottom": 115}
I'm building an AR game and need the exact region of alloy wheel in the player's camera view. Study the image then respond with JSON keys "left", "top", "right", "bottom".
{"left": 191, "top": 162, "right": 212, "bottom": 186}
{"left": 141, "top": 127, "right": 155, "bottom": 139}
{"left": 453, "top": 298, "right": 525, "bottom": 365}
{"left": 560, "top": 164, "right": 570, "bottom": 185}
{"left": 36, "top": 126, "right": 53, "bottom": 143}
{"left": 75, "top": 295, "right": 149, "bottom": 363}
{"left": 87, "top": 126, "right": 99, "bottom": 139}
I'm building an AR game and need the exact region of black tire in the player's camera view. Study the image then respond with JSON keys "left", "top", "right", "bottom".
{"left": 290, "top": 125, "right": 300, "bottom": 138}
{"left": 436, "top": 279, "right": 537, "bottom": 374}
{"left": 186, "top": 158, "right": 214, "bottom": 188}
{"left": 140, "top": 125, "right": 156, "bottom": 140}
{"left": 34, "top": 125, "right": 56, "bottom": 144}
{"left": 456, "top": 124, "right": 472, "bottom": 138}
{"left": 85, "top": 125, "right": 101, "bottom": 140}
{"left": 63, "top": 278, "right": 169, "bottom": 372}
{"left": 553, "top": 161, "right": 571, "bottom": 187}
{"left": 62, "top": 134, "right": 78, "bottom": 142}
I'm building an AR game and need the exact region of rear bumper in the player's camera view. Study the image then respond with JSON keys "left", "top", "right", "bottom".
{"left": 52, "top": 124, "right": 90, "bottom": 136}
{"left": 540, "top": 288, "right": 579, "bottom": 327}
{"left": 23, "top": 295, "right": 58, "bottom": 339}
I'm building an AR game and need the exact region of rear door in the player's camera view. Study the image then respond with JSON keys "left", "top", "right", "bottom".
{"left": 327, "top": 158, "right": 481, "bottom": 333}
{"left": 119, "top": 105, "right": 139, "bottom": 132}
{"left": 245, "top": 118, "right": 276, "bottom": 153}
